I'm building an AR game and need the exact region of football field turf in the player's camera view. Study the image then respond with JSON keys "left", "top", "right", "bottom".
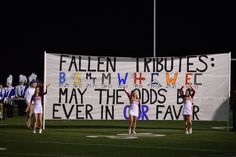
{"left": 0, "top": 116, "right": 236, "bottom": 157}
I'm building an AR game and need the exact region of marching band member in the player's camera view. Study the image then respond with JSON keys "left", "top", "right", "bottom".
{"left": 4, "top": 75, "right": 15, "bottom": 118}
{"left": 0, "top": 84, "right": 5, "bottom": 119}
{"left": 15, "top": 74, "right": 28, "bottom": 116}
{"left": 25, "top": 73, "right": 37, "bottom": 128}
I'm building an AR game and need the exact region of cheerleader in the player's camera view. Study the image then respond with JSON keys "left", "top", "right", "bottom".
{"left": 31, "top": 83, "right": 50, "bottom": 134}
{"left": 123, "top": 87, "right": 141, "bottom": 134}
{"left": 180, "top": 85, "right": 195, "bottom": 134}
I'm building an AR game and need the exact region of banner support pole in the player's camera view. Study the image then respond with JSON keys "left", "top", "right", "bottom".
{"left": 228, "top": 52, "right": 231, "bottom": 131}
{"left": 153, "top": 0, "right": 156, "bottom": 57}
{"left": 43, "top": 51, "right": 47, "bottom": 130}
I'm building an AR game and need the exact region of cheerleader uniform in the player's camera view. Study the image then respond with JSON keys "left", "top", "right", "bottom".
{"left": 129, "top": 99, "right": 139, "bottom": 117}
{"left": 33, "top": 96, "right": 43, "bottom": 114}
{"left": 182, "top": 99, "right": 192, "bottom": 116}
{"left": 31, "top": 89, "right": 47, "bottom": 114}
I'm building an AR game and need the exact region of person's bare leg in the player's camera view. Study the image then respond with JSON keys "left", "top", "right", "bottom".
{"left": 183, "top": 115, "right": 188, "bottom": 134}
{"left": 25, "top": 106, "right": 31, "bottom": 128}
{"left": 30, "top": 105, "right": 34, "bottom": 127}
{"left": 27, "top": 105, "right": 34, "bottom": 128}
{"left": 132, "top": 116, "right": 137, "bottom": 134}
{"left": 33, "top": 114, "right": 38, "bottom": 133}
{"left": 39, "top": 113, "right": 43, "bottom": 129}
{"left": 39, "top": 113, "right": 43, "bottom": 133}
{"left": 129, "top": 116, "right": 133, "bottom": 134}
{"left": 188, "top": 115, "right": 192, "bottom": 134}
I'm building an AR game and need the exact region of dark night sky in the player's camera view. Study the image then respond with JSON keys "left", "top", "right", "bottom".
{"left": 1, "top": 1, "right": 236, "bottom": 88}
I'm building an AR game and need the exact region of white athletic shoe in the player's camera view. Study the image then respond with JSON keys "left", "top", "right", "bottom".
{"left": 33, "top": 130, "right": 36, "bottom": 134}
{"left": 128, "top": 129, "right": 132, "bottom": 135}
{"left": 39, "top": 129, "right": 42, "bottom": 134}
{"left": 185, "top": 128, "right": 189, "bottom": 135}
{"left": 189, "top": 128, "right": 192, "bottom": 134}
{"left": 132, "top": 130, "right": 136, "bottom": 134}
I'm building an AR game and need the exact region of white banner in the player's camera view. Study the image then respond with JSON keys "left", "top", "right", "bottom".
{"left": 44, "top": 53, "right": 230, "bottom": 121}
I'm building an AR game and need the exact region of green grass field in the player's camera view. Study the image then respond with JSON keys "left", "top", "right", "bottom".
{"left": 0, "top": 116, "right": 236, "bottom": 157}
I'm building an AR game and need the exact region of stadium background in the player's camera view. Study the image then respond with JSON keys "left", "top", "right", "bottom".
{"left": 1, "top": 1, "right": 236, "bottom": 157}
{"left": 0, "top": 1, "right": 235, "bottom": 91}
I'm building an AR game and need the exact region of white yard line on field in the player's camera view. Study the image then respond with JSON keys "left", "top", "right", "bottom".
{"left": 0, "top": 152, "right": 89, "bottom": 157}
{"left": 1, "top": 139, "right": 236, "bottom": 154}
{"left": 0, "top": 147, "right": 7, "bottom": 151}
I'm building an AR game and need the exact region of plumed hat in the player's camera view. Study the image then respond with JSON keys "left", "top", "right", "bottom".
{"left": 28, "top": 73, "right": 37, "bottom": 84}
{"left": 19, "top": 74, "right": 27, "bottom": 83}
{"left": 6, "top": 75, "right": 13, "bottom": 85}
